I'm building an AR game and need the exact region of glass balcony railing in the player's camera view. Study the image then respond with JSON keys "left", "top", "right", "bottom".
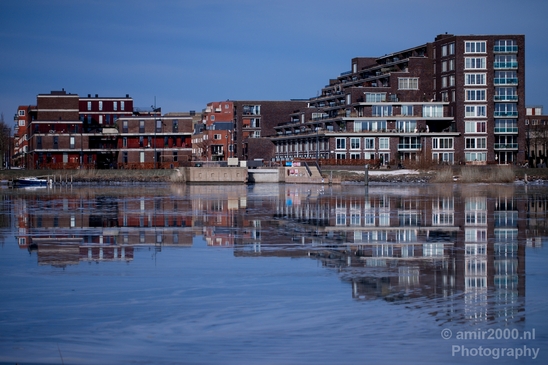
{"left": 494, "top": 95, "right": 519, "bottom": 101}
{"left": 494, "top": 127, "right": 518, "bottom": 133}
{"left": 494, "top": 45, "right": 518, "bottom": 53}
{"left": 494, "top": 143, "right": 518, "bottom": 149}
{"left": 494, "top": 78, "right": 518, "bottom": 85}
{"left": 494, "top": 62, "right": 518, "bottom": 69}
{"left": 398, "top": 143, "right": 422, "bottom": 150}
{"left": 494, "top": 111, "right": 518, "bottom": 117}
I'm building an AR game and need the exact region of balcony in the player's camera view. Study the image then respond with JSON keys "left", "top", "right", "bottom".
{"left": 398, "top": 143, "right": 422, "bottom": 150}
{"left": 494, "top": 111, "right": 518, "bottom": 117}
{"left": 494, "top": 62, "right": 518, "bottom": 69}
{"left": 494, "top": 143, "right": 518, "bottom": 150}
{"left": 494, "top": 127, "right": 518, "bottom": 134}
{"left": 494, "top": 45, "right": 518, "bottom": 53}
{"left": 494, "top": 78, "right": 518, "bottom": 85}
{"left": 494, "top": 95, "right": 519, "bottom": 102}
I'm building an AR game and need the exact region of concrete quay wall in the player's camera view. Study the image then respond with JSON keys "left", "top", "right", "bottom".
{"left": 183, "top": 167, "right": 248, "bottom": 184}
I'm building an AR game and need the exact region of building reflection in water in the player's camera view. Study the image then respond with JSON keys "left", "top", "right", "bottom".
{"left": 9, "top": 183, "right": 548, "bottom": 324}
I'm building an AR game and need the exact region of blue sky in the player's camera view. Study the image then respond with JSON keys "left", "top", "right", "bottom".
{"left": 1, "top": 0, "right": 547, "bottom": 122}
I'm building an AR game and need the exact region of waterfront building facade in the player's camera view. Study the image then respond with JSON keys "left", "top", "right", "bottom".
{"left": 271, "top": 33, "right": 526, "bottom": 166}
{"left": 525, "top": 106, "right": 548, "bottom": 167}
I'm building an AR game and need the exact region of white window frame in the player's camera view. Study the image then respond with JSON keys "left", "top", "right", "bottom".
{"left": 466, "top": 89, "right": 486, "bottom": 101}
{"left": 465, "top": 73, "right": 486, "bottom": 86}
{"left": 379, "top": 137, "right": 389, "bottom": 150}
{"left": 398, "top": 77, "right": 419, "bottom": 90}
{"left": 465, "top": 41, "right": 486, "bottom": 53}
{"left": 465, "top": 121, "right": 487, "bottom": 133}
{"left": 465, "top": 57, "right": 486, "bottom": 69}
{"left": 465, "top": 137, "right": 487, "bottom": 149}
{"left": 432, "top": 138, "right": 454, "bottom": 149}
{"left": 364, "top": 138, "right": 375, "bottom": 150}
{"left": 465, "top": 105, "right": 487, "bottom": 118}
{"left": 350, "top": 137, "right": 360, "bottom": 150}
{"left": 336, "top": 138, "right": 346, "bottom": 150}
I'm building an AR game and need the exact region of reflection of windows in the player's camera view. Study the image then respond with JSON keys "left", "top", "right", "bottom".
{"left": 336, "top": 213, "right": 346, "bottom": 226}
{"left": 423, "top": 243, "right": 444, "bottom": 257}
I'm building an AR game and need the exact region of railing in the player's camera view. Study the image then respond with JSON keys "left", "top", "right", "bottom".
{"left": 398, "top": 143, "right": 422, "bottom": 150}
{"left": 494, "top": 78, "right": 518, "bottom": 85}
{"left": 494, "top": 111, "right": 519, "bottom": 117}
{"left": 494, "top": 127, "right": 518, "bottom": 133}
{"left": 494, "top": 45, "right": 518, "bottom": 53}
{"left": 494, "top": 143, "right": 518, "bottom": 149}
{"left": 494, "top": 95, "right": 519, "bottom": 101}
{"left": 494, "top": 62, "right": 518, "bottom": 69}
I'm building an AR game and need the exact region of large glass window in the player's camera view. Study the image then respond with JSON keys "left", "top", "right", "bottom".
{"left": 353, "top": 120, "right": 387, "bottom": 132}
{"left": 379, "top": 138, "right": 389, "bottom": 150}
{"left": 495, "top": 87, "right": 518, "bottom": 101}
{"left": 398, "top": 78, "right": 419, "bottom": 90}
{"left": 364, "top": 138, "right": 375, "bottom": 150}
{"left": 494, "top": 55, "right": 518, "bottom": 69}
{"left": 495, "top": 119, "right": 518, "bottom": 133}
{"left": 494, "top": 103, "right": 518, "bottom": 117}
{"left": 494, "top": 39, "right": 518, "bottom": 53}
{"left": 465, "top": 137, "right": 487, "bottom": 149}
{"left": 372, "top": 105, "right": 392, "bottom": 117}
{"left": 401, "top": 105, "right": 414, "bottom": 116}
{"left": 432, "top": 138, "right": 453, "bottom": 149}
{"left": 494, "top": 71, "right": 518, "bottom": 85}
{"left": 423, "top": 105, "right": 443, "bottom": 118}
{"left": 365, "top": 93, "right": 386, "bottom": 102}
{"left": 396, "top": 120, "right": 417, "bottom": 133}
{"left": 350, "top": 137, "right": 360, "bottom": 150}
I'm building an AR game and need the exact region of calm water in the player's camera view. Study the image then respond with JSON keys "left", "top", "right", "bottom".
{"left": 0, "top": 182, "right": 547, "bottom": 365}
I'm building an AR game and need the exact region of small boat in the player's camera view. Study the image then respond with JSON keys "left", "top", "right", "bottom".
{"left": 14, "top": 177, "right": 51, "bottom": 187}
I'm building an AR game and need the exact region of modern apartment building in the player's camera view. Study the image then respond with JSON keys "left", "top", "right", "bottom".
{"left": 271, "top": 33, "right": 526, "bottom": 166}
{"left": 200, "top": 100, "right": 308, "bottom": 163}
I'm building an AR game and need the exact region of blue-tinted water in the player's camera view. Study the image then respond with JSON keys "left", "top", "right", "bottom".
{"left": 0, "top": 183, "right": 547, "bottom": 364}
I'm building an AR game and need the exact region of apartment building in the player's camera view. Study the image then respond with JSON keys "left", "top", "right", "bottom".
{"left": 200, "top": 100, "right": 308, "bottom": 163}
{"left": 12, "top": 105, "right": 34, "bottom": 168}
{"left": 271, "top": 33, "right": 526, "bottom": 166}
{"left": 525, "top": 105, "right": 547, "bottom": 167}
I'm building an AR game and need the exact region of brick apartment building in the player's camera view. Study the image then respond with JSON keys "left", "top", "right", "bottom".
{"left": 271, "top": 33, "right": 526, "bottom": 167}
{"left": 525, "top": 105, "right": 548, "bottom": 167}
{"left": 15, "top": 90, "right": 194, "bottom": 169}
{"left": 198, "top": 100, "right": 308, "bottom": 163}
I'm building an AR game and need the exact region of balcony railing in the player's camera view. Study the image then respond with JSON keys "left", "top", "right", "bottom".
{"left": 494, "top": 95, "right": 519, "bottom": 101}
{"left": 494, "top": 78, "right": 518, "bottom": 85}
{"left": 494, "top": 62, "right": 518, "bottom": 69}
{"left": 494, "top": 143, "right": 518, "bottom": 149}
{"left": 494, "top": 127, "right": 518, "bottom": 133}
{"left": 397, "top": 143, "right": 422, "bottom": 150}
{"left": 494, "top": 45, "right": 518, "bottom": 53}
{"left": 494, "top": 111, "right": 518, "bottom": 117}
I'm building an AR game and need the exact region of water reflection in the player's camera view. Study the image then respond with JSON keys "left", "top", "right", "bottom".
{"left": 7, "top": 183, "right": 548, "bottom": 327}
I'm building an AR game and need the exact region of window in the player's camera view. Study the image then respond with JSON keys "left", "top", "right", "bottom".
{"left": 465, "top": 105, "right": 486, "bottom": 118}
{"left": 350, "top": 137, "right": 360, "bottom": 150}
{"left": 465, "top": 152, "right": 486, "bottom": 162}
{"left": 123, "top": 137, "right": 127, "bottom": 147}
{"left": 99, "top": 101, "right": 103, "bottom": 111}
{"left": 465, "top": 73, "right": 486, "bottom": 85}
{"left": 336, "top": 138, "right": 346, "bottom": 150}
{"left": 172, "top": 120, "right": 178, "bottom": 133}
{"left": 354, "top": 120, "right": 387, "bottom": 132}
{"left": 243, "top": 105, "right": 260, "bottom": 115}
{"left": 465, "top": 137, "right": 487, "bottom": 149}
{"left": 396, "top": 120, "right": 417, "bottom": 133}
{"left": 494, "top": 39, "right": 517, "bottom": 53}
{"left": 140, "top": 151, "right": 145, "bottom": 163}
{"left": 87, "top": 101, "right": 92, "bottom": 111}
{"left": 379, "top": 138, "right": 389, "bottom": 150}
{"left": 372, "top": 105, "right": 392, "bottom": 117}
{"left": 139, "top": 120, "right": 145, "bottom": 133}
{"left": 113, "top": 101, "right": 117, "bottom": 111}
{"left": 122, "top": 120, "right": 128, "bottom": 133}
{"left": 465, "top": 121, "right": 487, "bottom": 133}
{"left": 70, "top": 136, "right": 75, "bottom": 149}
{"left": 423, "top": 105, "right": 443, "bottom": 118}
{"left": 365, "top": 93, "right": 386, "bottom": 102}
{"left": 364, "top": 138, "right": 375, "bottom": 150}
{"left": 18, "top": 110, "right": 25, "bottom": 116}
{"left": 465, "top": 41, "right": 486, "bottom": 53}
{"left": 214, "top": 134, "right": 221, "bottom": 140}
{"left": 448, "top": 43, "right": 455, "bottom": 55}
{"left": 398, "top": 78, "right": 419, "bottom": 90}
{"left": 120, "top": 101, "right": 125, "bottom": 111}
{"left": 441, "top": 45, "right": 447, "bottom": 57}
{"left": 495, "top": 119, "right": 517, "bottom": 133}
{"left": 19, "top": 120, "right": 25, "bottom": 126}
{"left": 495, "top": 87, "right": 517, "bottom": 101}
{"left": 465, "top": 57, "right": 486, "bottom": 69}
{"left": 494, "top": 55, "right": 517, "bottom": 69}
{"left": 494, "top": 103, "right": 518, "bottom": 117}
{"left": 432, "top": 138, "right": 453, "bottom": 149}
{"left": 466, "top": 89, "right": 486, "bottom": 101}
{"left": 494, "top": 71, "right": 518, "bottom": 85}
{"left": 401, "top": 105, "right": 413, "bottom": 116}
{"left": 156, "top": 119, "right": 162, "bottom": 133}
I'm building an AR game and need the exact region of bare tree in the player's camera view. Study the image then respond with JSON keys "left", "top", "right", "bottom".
{"left": 0, "top": 113, "right": 11, "bottom": 169}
